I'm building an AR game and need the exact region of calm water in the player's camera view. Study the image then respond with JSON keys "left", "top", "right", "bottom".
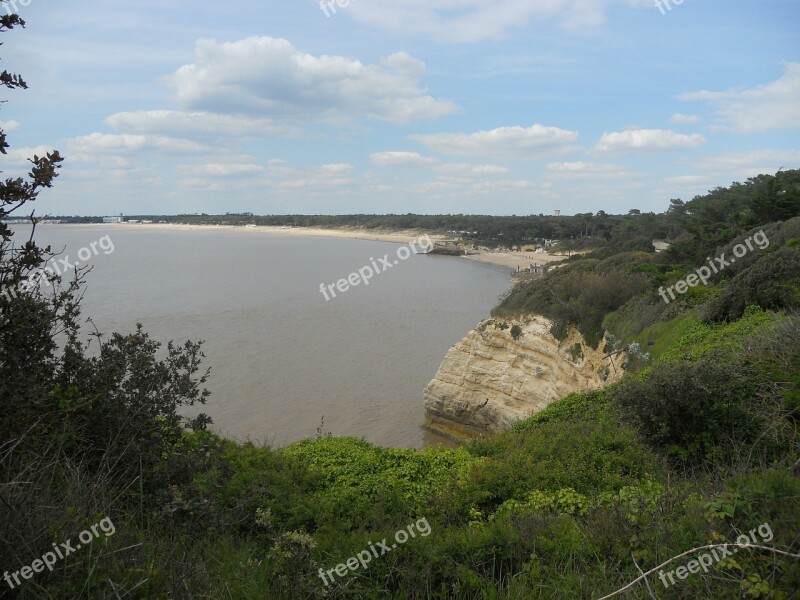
{"left": 11, "top": 224, "right": 511, "bottom": 448}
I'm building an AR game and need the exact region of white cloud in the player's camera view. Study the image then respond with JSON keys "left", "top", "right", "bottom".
{"left": 380, "top": 52, "right": 427, "bottom": 78}
{"left": 678, "top": 63, "right": 800, "bottom": 132}
{"left": 546, "top": 161, "right": 637, "bottom": 178}
{"left": 319, "top": 163, "right": 354, "bottom": 175}
{"left": 669, "top": 113, "right": 701, "bottom": 124}
{"left": 691, "top": 150, "right": 800, "bottom": 177}
{"left": 470, "top": 179, "right": 529, "bottom": 191}
{"left": 177, "top": 163, "right": 265, "bottom": 177}
{"left": 664, "top": 175, "right": 709, "bottom": 185}
{"left": 343, "top": 0, "right": 648, "bottom": 43}
{"left": 370, "top": 151, "right": 437, "bottom": 166}
{"left": 167, "top": 37, "right": 457, "bottom": 125}
{"left": 0, "top": 120, "right": 20, "bottom": 133}
{"left": 277, "top": 163, "right": 356, "bottom": 189}
{"left": 594, "top": 129, "right": 706, "bottom": 153}
{"left": 1, "top": 145, "right": 57, "bottom": 167}
{"left": 106, "top": 110, "right": 296, "bottom": 140}
{"left": 411, "top": 124, "right": 579, "bottom": 159}
{"left": 68, "top": 133, "right": 206, "bottom": 155}
{"left": 436, "top": 163, "right": 510, "bottom": 176}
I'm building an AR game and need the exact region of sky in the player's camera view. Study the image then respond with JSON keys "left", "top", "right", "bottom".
{"left": 1, "top": 0, "right": 798, "bottom": 216}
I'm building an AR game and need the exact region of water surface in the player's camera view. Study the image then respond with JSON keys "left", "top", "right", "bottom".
{"left": 12, "top": 224, "right": 511, "bottom": 448}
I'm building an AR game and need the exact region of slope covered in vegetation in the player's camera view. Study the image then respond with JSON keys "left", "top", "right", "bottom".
{"left": 2, "top": 12, "right": 800, "bottom": 593}
{"left": 4, "top": 156, "right": 800, "bottom": 597}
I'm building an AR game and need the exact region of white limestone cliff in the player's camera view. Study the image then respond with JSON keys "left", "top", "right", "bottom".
{"left": 423, "top": 316, "right": 625, "bottom": 441}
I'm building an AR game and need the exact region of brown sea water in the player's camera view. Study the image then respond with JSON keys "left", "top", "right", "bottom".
{"left": 11, "top": 224, "right": 511, "bottom": 448}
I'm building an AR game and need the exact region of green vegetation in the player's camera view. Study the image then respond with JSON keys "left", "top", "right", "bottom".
{"left": 2, "top": 11, "right": 800, "bottom": 598}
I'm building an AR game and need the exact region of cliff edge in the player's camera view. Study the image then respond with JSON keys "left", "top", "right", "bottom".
{"left": 423, "top": 316, "right": 626, "bottom": 441}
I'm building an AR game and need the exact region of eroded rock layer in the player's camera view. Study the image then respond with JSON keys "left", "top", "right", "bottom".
{"left": 423, "top": 316, "right": 625, "bottom": 441}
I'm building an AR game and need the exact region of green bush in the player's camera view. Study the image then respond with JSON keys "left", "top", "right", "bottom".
{"left": 704, "top": 246, "right": 800, "bottom": 322}
{"left": 464, "top": 417, "right": 658, "bottom": 510}
{"left": 614, "top": 352, "right": 764, "bottom": 464}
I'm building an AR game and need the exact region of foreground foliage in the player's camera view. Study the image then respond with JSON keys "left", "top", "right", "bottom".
{"left": 2, "top": 10, "right": 799, "bottom": 596}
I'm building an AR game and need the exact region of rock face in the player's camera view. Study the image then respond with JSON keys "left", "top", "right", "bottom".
{"left": 423, "top": 316, "right": 625, "bottom": 441}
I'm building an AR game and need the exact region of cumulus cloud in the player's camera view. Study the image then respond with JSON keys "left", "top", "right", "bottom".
{"left": 546, "top": 161, "right": 637, "bottom": 178}
{"left": 370, "top": 151, "right": 437, "bottom": 166}
{"left": 106, "top": 110, "right": 296, "bottom": 140}
{"left": 411, "top": 124, "right": 579, "bottom": 159}
{"left": 669, "top": 113, "right": 701, "bottom": 124}
{"left": 436, "top": 163, "right": 510, "bottom": 176}
{"left": 1, "top": 145, "right": 57, "bottom": 167}
{"left": 68, "top": 133, "right": 206, "bottom": 155}
{"left": 594, "top": 129, "right": 706, "bottom": 153}
{"left": 278, "top": 163, "right": 356, "bottom": 189}
{"left": 166, "top": 37, "right": 457, "bottom": 125}
{"left": 0, "top": 120, "right": 20, "bottom": 133}
{"left": 665, "top": 175, "right": 708, "bottom": 185}
{"left": 177, "top": 163, "right": 265, "bottom": 177}
{"left": 380, "top": 52, "right": 427, "bottom": 78}
{"left": 469, "top": 179, "right": 529, "bottom": 191}
{"left": 691, "top": 150, "right": 800, "bottom": 176}
{"left": 677, "top": 62, "right": 800, "bottom": 132}
{"left": 344, "top": 0, "right": 647, "bottom": 43}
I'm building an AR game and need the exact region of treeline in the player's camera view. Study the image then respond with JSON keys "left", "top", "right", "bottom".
{"left": 495, "top": 169, "right": 800, "bottom": 345}
{"left": 53, "top": 212, "right": 674, "bottom": 245}
{"left": 51, "top": 170, "right": 798, "bottom": 249}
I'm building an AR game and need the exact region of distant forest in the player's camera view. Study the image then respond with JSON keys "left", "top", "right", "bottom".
{"left": 44, "top": 170, "right": 800, "bottom": 250}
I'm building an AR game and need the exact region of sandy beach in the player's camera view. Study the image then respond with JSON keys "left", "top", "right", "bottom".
{"left": 462, "top": 250, "right": 568, "bottom": 271}
{"left": 103, "top": 222, "right": 442, "bottom": 244}
{"left": 46, "top": 222, "right": 568, "bottom": 272}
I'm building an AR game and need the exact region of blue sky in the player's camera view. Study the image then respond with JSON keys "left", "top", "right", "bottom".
{"left": 1, "top": 0, "right": 798, "bottom": 216}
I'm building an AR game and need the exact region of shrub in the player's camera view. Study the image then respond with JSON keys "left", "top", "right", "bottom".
{"left": 704, "top": 246, "right": 800, "bottom": 322}
{"left": 614, "top": 352, "right": 763, "bottom": 464}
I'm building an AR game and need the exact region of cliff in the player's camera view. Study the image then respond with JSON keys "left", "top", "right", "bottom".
{"left": 423, "top": 316, "right": 626, "bottom": 441}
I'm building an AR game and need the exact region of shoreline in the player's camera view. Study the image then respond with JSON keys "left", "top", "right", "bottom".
{"left": 27, "top": 222, "right": 440, "bottom": 245}
{"left": 19, "top": 222, "right": 569, "bottom": 272}
{"left": 461, "top": 250, "right": 568, "bottom": 271}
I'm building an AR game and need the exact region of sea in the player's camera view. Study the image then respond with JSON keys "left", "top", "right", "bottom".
{"left": 9, "top": 224, "right": 511, "bottom": 449}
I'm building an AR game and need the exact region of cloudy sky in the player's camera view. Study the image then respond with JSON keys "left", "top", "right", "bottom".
{"left": 2, "top": 0, "right": 799, "bottom": 216}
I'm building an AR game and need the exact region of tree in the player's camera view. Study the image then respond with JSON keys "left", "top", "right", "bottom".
{"left": 0, "top": 10, "right": 70, "bottom": 440}
{"left": 1, "top": 0, "right": 211, "bottom": 541}
{"left": 747, "top": 170, "right": 800, "bottom": 224}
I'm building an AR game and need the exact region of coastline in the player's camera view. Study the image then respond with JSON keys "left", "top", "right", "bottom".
{"left": 45, "top": 222, "right": 441, "bottom": 245}
{"left": 461, "top": 250, "right": 568, "bottom": 271}
{"left": 25, "top": 222, "right": 568, "bottom": 271}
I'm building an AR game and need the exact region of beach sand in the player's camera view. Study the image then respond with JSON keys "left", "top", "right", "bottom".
{"left": 54, "top": 222, "right": 568, "bottom": 272}
{"left": 105, "top": 222, "right": 441, "bottom": 245}
{"left": 462, "top": 250, "right": 568, "bottom": 271}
